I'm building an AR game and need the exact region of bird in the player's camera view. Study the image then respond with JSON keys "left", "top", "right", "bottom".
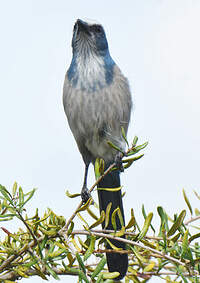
{"left": 63, "top": 19, "right": 132, "bottom": 280}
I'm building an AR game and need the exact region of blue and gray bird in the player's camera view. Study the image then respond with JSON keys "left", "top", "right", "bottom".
{"left": 63, "top": 19, "right": 132, "bottom": 280}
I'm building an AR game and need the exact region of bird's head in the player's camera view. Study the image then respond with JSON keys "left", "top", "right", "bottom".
{"left": 68, "top": 19, "right": 115, "bottom": 91}
{"left": 72, "top": 19, "right": 109, "bottom": 57}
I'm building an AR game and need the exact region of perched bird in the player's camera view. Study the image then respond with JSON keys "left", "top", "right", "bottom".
{"left": 63, "top": 19, "right": 132, "bottom": 280}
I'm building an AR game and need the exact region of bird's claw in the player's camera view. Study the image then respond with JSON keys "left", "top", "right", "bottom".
{"left": 81, "top": 185, "right": 92, "bottom": 203}
{"left": 115, "top": 153, "right": 124, "bottom": 172}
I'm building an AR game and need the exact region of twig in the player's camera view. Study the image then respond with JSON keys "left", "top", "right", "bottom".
{"left": 71, "top": 230, "right": 188, "bottom": 268}
{"left": 59, "top": 162, "right": 116, "bottom": 233}
{"left": 16, "top": 209, "right": 39, "bottom": 245}
{"left": 0, "top": 266, "right": 78, "bottom": 281}
{"left": 91, "top": 229, "right": 166, "bottom": 241}
{"left": 80, "top": 248, "right": 131, "bottom": 255}
{"left": 60, "top": 145, "right": 135, "bottom": 233}
{"left": 131, "top": 271, "right": 200, "bottom": 278}
{"left": 62, "top": 229, "right": 76, "bottom": 256}
{"left": 27, "top": 247, "right": 46, "bottom": 269}
{"left": 0, "top": 234, "right": 45, "bottom": 272}
{"left": 184, "top": 215, "right": 200, "bottom": 225}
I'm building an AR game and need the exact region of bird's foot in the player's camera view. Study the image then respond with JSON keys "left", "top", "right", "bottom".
{"left": 115, "top": 153, "right": 124, "bottom": 172}
{"left": 81, "top": 185, "right": 92, "bottom": 204}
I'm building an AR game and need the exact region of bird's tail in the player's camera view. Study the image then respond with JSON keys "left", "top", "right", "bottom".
{"left": 97, "top": 167, "right": 128, "bottom": 280}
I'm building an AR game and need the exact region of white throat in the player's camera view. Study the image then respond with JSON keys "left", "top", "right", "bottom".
{"left": 75, "top": 53, "right": 106, "bottom": 91}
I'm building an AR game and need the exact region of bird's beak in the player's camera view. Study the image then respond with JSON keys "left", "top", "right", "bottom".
{"left": 75, "top": 19, "right": 91, "bottom": 36}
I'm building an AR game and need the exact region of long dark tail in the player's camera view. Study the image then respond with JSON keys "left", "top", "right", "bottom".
{"left": 97, "top": 168, "right": 128, "bottom": 280}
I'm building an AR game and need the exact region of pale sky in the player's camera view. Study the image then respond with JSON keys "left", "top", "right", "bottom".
{"left": 1, "top": 1, "right": 200, "bottom": 282}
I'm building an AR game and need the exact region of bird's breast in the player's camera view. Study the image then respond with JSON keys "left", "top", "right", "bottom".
{"left": 63, "top": 65, "right": 132, "bottom": 162}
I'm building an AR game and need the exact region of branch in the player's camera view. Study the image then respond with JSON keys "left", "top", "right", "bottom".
{"left": 71, "top": 230, "right": 188, "bottom": 268}
{"left": 184, "top": 215, "right": 200, "bottom": 225}
{"left": 60, "top": 163, "right": 115, "bottom": 233}
{"left": 0, "top": 266, "right": 78, "bottom": 281}
{"left": 0, "top": 234, "right": 46, "bottom": 272}
{"left": 91, "top": 229, "right": 173, "bottom": 241}
{"left": 60, "top": 143, "right": 138, "bottom": 233}
{"left": 16, "top": 209, "right": 39, "bottom": 246}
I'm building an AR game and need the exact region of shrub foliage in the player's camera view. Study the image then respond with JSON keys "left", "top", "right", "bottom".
{"left": 0, "top": 137, "right": 200, "bottom": 282}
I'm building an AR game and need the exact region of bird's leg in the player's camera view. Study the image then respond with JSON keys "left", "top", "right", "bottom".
{"left": 115, "top": 152, "right": 124, "bottom": 172}
{"left": 81, "top": 164, "right": 92, "bottom": 203}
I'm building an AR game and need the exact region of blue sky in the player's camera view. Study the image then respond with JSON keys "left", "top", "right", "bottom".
{"left": 0, "top": 1, "right": 200, "bottom": 282}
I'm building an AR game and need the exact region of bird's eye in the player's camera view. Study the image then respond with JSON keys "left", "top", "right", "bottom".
{"left": 93, "top": 25, "right": 103, "bottom": 33}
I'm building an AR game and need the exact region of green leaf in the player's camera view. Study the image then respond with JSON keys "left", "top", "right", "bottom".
{"left": 140, "top": 239, "right": 156, "bottom": 249}
{"left": 106, "top": 239, "right": 122, "bottom": 251}
{"left": 157, "top": 206, "right": 169, "bottom": 235}
{"left": 0, "top": 216, "right": 14, "bottom": 222}
{"left": 111, "top": 207, "right": 119, "bottom": 231}
{"left": 38, "top": 226, "right": 57, "bottom": 236}
{"left": 194, "top": 190, "right": 200, "bottom": 200}
{"left": 12, "top": 182, "right": 17, "bottom": 197}
{"left": 132, "top": 136, "right": 138, "bottom": 146}
{"left": 18, "top": 187, "right": 24, "bottom": 207}
{"left": 99, "top": 159, "right": 105, "bottom": 175}
{"left": 76, "top": 252, "right": 86, "bottom": 274}
{"left": 127, "top": 142, "right": 148, "bottom": 156}
{"left": 67, "top": 221, "right": 74, "bottom": 236}
{"left": 167, "top": 210, "right": 186, "bottom": 237}
{"left": 181, "top": 229, "right": 189, "bottom": 258}
{"left": 62, "top": 261, "right": 79, "bottom": 274}
{"left": 78, "top": 270, "right": 89, "bottom": 283}
{"left": 0, "top": 213, "right": 16, "bottom": 218}
{"left": 128, "top": 266, "right": 137, "bottom": 276}
{"left": 27, "top": 262, "right": 48, "bottom": 280}
{"left": 96, "top": 274, "right": 103, "bottom": 283}
{"left": 84, "top": 235, "right": 96, "bottom": 261}
{"left": 183, "top": 189, "right": 193, "bottom": 215}
{"left": 91, "top": 257, "right": 106, "bottom": 279}
{"left": 90, "top": 211, "right": 105, "bottom": 229}
{"left": 77, "top": 198, "right": 93, "bottom": 212}
{"left": 39, "top": 236, "right": 48, "bottom": 251}
{"left": 104, "top": 202, "right": 112, "bottom": 229}
{"left": 48, "top": 249, "right": 66, "bottom": 258}
{"left": 117, "top": 207, "right": 124, "bottom": 227}
{"left": 179, "top": 270, "right": 189, "bottom": 283}
{"left": 135, "top": 141, "right": 148, "bottom": 151}
{"left": 77, "top": 236, "right": 88, "bottom": 250}
{"left": 195, "top": 208, "right": 200, "bottom": 216}
{"left": 20, "top": 188, "right": 36, "bottom": 209}
{"left": 77, "top": 213, "right": 89, "bottom": 229}
{"left": 123, "top": 154, "right": 144, "bottom": 169}
{"left": 126, "top": 213, "right": 136, "bottom": 229}
{"left": 86, "top": 207, "right": 98, "bottom": 220}
{"left": 33, "top": 210, "right": 51, "bottom": 225}
{"left": 97, "top": 187, "right": 122, "bottom": 192}
{"left": 143, "top": 261, "right": 155, "bottom": 272}
{"left": 129, "top": 245, "right": 147, "bottom": 264}
{"left": 101, "top": 272, "right": 120, "bottom": 279}
{"left": 45, "top": 263, "right": 60, "bottom": 280}
{"left": 137, "top": 212, "right": 153, "bottom": 240}
{"left": 107, "top": 141, "right": 124, "bottom": 153}
{"left": 142, "top": 204, "right": 146, "bottom": 218}
{"left": 0, "top": 186, "right": 13, "bottom": 205}
{"left": 66, "top": 253, "right": 75, "bottom": 267}
{"left": 112, "top": 226, "right": 125, "bottom": 237}
{"left": 189, "top": 232, "right": 200, "bottom": 243}
{"left": 95, "top": 158, "right": 101, "bottom": 179}
{"left": 121, "top": 127, "right": 129, "bottom": 146}
{"left": 66, "top": 190, "right": 80, "bottom": 198}
{"left": 170, "top": 232, "right": 181, "bottom": 243}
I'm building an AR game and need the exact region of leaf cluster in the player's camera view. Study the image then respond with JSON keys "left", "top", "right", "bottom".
{"left": 0, "top": 136, "right": 200, "bottom": 282}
